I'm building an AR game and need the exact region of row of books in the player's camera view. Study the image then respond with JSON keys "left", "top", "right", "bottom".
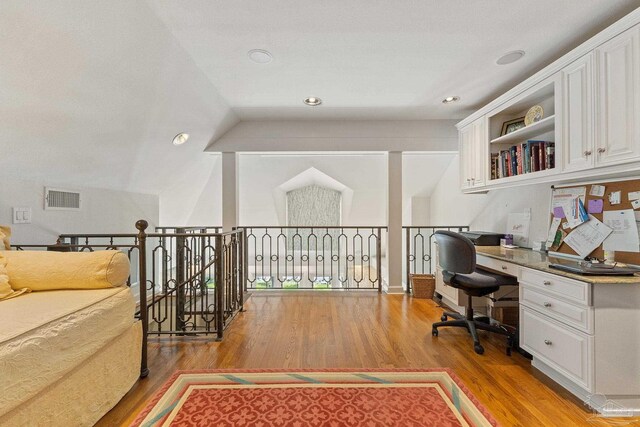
{"left": 490, "top": 140, "right": 555, "bottom": 180}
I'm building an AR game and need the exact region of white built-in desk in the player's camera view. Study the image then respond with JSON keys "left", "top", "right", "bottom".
{"left": 475, "top": 246, "right": 640, "bottom": 417}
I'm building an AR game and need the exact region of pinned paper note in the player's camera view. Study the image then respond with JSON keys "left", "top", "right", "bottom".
{"left": 565, "top": 198, "right": 589, "bottom": 229}
{"left": 632, "top": 199, "right": 640, "bottom": 210}
{"left": 629, "top": 191, "right": 640, "bottom": 201}
{"left": 565, "top": 215, "right": 613, "bottom": 259}
{"left": 588, "top": 199, "right": 604, "bottom": 214}
{"left": 562, "top": 222, "right": 571, "bottom": 230}
{"left": 546, "top": 217, "right": 562, "bottom": 249}
{"left": 609, "top": 191, "right": 622, "bottom": 205}
{"left": 553, "top": 207, "right": 565, "bottom": 218}
{"left": 551, "top": 187, "right": 586, "bottom": 216}
{"left": 590, "top": 185, "right": 606, "bottom": 197}
{"left": 603, "top": 210, "right": 640, "bottom": 252}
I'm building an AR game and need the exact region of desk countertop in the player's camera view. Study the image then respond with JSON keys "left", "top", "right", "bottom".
{"left": 475, "top": 246, "right": 640, "bottom": 285}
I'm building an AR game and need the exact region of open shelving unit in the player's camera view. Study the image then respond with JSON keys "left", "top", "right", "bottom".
{"left": 490, "top": 115, "right": 555, "bottom": 145}
{"left": 487, "top": 78, "right": 559, "bottom": 182}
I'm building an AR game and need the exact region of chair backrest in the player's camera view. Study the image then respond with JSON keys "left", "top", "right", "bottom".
{"left": 434, "top": 230, "right": 476, "bottom": 274}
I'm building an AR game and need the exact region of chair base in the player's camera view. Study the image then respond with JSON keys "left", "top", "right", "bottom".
{"left": 432, "top": 311, "right": 515, "bottom": 356}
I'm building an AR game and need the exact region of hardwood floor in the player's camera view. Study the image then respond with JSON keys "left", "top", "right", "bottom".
{"left": 98, "top": 291, "right": 606, "bottom": 426}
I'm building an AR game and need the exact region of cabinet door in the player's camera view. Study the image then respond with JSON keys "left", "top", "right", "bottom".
{"left": 471, "top": 118, "right": 487, "bottom": 187}
{"left": 459, "top": 124, "right": 473, "bottom": 190}
{"left": 562, "top": 53, "right": 595, "bottom": 172}
{"left": 595, "top": 26, "right": 640, "bottom": 166}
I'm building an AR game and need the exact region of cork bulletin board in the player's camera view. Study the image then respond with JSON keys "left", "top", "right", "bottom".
{"left": 549, "top": 178, "right": 640, "bottom": 265}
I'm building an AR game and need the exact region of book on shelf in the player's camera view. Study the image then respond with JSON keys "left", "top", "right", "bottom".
{"left": 490, "top": 140, "right": 555, "bottom": 180}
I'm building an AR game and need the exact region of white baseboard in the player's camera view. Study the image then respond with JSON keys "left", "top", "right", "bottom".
{"left": 532, "top": 359, "right": 640, "bottom": 417}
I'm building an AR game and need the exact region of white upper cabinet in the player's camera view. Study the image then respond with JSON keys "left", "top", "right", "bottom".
{"left": 562, "top": 53, "right": 595, "bottom": 172}
{"left": 457, "top": 12, "right": 640, "bottom": 193}
{"left": 459, "top": 117, "right": 486, "bottom": 190}
{"left": 595, "top": 25, "right": 640, "bottom": 166}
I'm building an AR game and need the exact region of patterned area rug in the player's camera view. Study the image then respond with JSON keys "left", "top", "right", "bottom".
{"left": 132, "top": 369, "right": 499, "bottom": 427}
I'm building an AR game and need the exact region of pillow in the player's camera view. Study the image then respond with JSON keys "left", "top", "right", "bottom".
{"left": 3, "top": 250, "right": 130, "bottom": 291}
{"left": 0, "top": 253, "right": 30, "bottom": 301}
{"left": 0, "top": 226, "right": 11, "bottom": 250}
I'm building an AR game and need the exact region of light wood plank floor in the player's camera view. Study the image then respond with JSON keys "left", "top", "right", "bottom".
{"left": 98, "top": 292, "right": 615, "bottom": 426}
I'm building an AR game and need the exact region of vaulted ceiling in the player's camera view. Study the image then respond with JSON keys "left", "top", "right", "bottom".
{"left": 2, "top": 1, "right": 638, "bottom": 194}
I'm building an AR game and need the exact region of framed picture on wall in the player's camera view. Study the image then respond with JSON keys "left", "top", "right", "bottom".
{"left": 501, "top": 117, "right": 526, "bottom": 135}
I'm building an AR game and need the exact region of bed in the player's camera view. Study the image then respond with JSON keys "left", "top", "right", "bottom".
{"left": 0, "top": 286, "right": 142, "bottom": 426}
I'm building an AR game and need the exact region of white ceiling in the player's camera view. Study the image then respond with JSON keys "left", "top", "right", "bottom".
{"left": 0, "top": 1, "right": 238, "bottom": 194}
{"left": 148, "top": 0, "right": 639, "bottom": 120}
{"left": 1, "top": 1, "right": 638, "bottom": 195}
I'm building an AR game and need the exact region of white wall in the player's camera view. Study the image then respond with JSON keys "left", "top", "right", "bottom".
{"left": 430, "top": 155, "right": 552, "bottom": 247}
{"left": 1, "top": 178, "right": 159, "bottom": 245}
{"left": 239, "top": 154, "right": 388, "bottom": 226}
{"left": 159, "top": 154, "right": 222, "bottom": 226}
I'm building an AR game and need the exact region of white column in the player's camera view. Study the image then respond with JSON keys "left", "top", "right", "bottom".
{"left": 221, "top": 152, "right": 238, "bottom": 231}
{"left": 386, "top": 151, "right": 404, "bottom": 293}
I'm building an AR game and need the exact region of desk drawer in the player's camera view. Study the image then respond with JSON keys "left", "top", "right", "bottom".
{"left": 520, "top": 306, "right": 593, "bottom": 391}
{"left": 521, "top": 285, "right": 593, "bottom": 333}
{"left": 476, "top": 254, "right": 520, "bottom": 277}
{"left": 520, "top": 268, "right": 590, "bottom": 306}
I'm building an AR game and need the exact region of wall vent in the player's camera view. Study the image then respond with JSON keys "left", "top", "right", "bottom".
{"left": 44, "top": 187, "right": 81, "bottom": 210}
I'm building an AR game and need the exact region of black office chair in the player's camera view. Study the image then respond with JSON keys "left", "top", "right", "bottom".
{"left": 432, "top": 230, "right": 517, "bottom": 355}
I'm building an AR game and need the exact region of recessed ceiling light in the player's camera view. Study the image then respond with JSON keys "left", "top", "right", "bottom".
{"left": 172, "top": 133, "right": 189, "bottom": 146}
{"left": 442, "top": 96, "right": 460, "bottom": 104}
{"left": 248, "top": 49, "right": 273, "bottom": 64}
{"left": 496, "top": 50, "right": 525, "bottom": 65}
{"left": 304, "top": 97, "right": 322, "bottom": 106}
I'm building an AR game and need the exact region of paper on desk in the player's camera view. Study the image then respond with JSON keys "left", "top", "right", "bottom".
{"left": 565, "top": 198, "right": 589, "bottom": 229}
{"left": 590, "top": 185, "right": 606, "bottom": 197}
{"left": 603, "top": 209, "right": 640, "bottom": 252}
{"left": 551, "top": 187, "right": 586, "bottom": 218}
{"left": 564, "top": 215, "right": 612, "bottom": 259}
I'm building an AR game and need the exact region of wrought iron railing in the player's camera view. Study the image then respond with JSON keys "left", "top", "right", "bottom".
{"left": 236, "top": 226, "right": 386, "bottom": 291}
{"left": 12, "top": 221, "right": 245, "bottom": 377}
{"left": 404, "top": 225, "right": 470, "bottom": 293}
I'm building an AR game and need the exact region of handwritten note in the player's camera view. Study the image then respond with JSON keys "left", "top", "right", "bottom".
{"left": 590, "top": 185, "right": 606, "bottom": 197}
{"left": 603, "top": 210, "right": 640, "bottom": 252}
{"left": 564, "top": 215, "right": 613, "bottom": 259}
{"left": 632, "top": 199, "right": 640, "bottom": 210}
{"left": 628, "top": 191, "right": 640, "bottom": 201}
{"left": 609, "top": 191, "right": 622, "bottom": 205}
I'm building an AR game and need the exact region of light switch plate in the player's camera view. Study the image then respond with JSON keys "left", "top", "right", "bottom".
{"left": 12, "top": 207, "right": 32, "bottom": 224}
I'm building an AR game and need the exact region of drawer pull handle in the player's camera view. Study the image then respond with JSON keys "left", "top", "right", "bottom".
{"left": 502, "top": 265, "right": 508, "bottom": 270}
{"left": 543, "top": 302, "right": 552, "bottom": 308}
{"left": 544, "top": 339, "right": 552, "bottom": 346}
{"left": 543, "top": 280, "right": 551, "bottom": 286}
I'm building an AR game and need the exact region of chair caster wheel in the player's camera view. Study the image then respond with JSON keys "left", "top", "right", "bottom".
{"left": 432, "top": 328, "right": 438, "bottom": 337}
{"left": 476, "top": 316, "right": 490, "bottom": 324}
{"left": 440, "top": 314, "right": 447, "bottom": 322}
{"left": 474, "top": 343, "right": 484, "bottom": 355}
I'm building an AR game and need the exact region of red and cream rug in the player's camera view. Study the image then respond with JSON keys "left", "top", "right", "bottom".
{"left": 132, "top": 369, "right": 499, "bottom": 427}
